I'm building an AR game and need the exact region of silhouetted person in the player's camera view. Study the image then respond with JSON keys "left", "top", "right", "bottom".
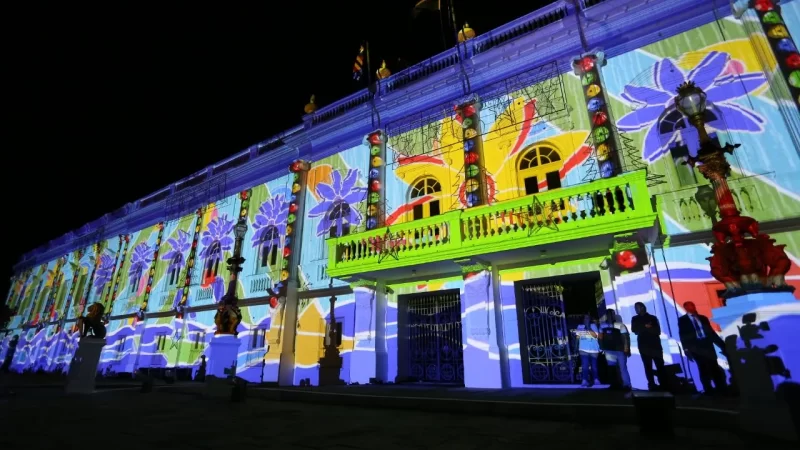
{"left": 632, "top": 302, "right": 666, "bottom": 391}
{"left": 196, "top": 355, "right": 207, "bottom": 382}
{"left": 1, "top": 335, "right": 19, "bottom": 374}
{"left": 679, "top": 301, "right": 727, "bottom": 394}
{"left": 599, "top": 308, "right": 631, "bottom": 391}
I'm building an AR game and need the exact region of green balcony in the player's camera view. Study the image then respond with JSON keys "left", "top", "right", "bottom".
{"left": 326, "top": 170, "right": 658, "bottom": 279}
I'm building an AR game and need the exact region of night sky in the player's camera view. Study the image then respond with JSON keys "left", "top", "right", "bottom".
{"left": 3, "top": 0, "right": 551, "bottom": 298}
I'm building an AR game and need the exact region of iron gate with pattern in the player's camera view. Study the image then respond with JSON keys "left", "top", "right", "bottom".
{"left": 405, "top": 290, "right": 464, "bottom": 384}
{"left": 517, "top": 282, "right": 575, "bottom": 384}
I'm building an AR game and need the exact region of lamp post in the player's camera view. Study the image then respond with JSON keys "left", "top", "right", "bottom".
{"left": 674, "top": 81, "right": 793, "bottom": 297}
{"left": 214, "top": 218, "right": 248, "bottom": 336}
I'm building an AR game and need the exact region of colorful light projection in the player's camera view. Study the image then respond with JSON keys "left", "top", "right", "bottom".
{"left": 103, "top": 235, "right": 130, "bottom": 321}
{"left": 269, "top": 160, "right": 308, "bottom": 309}
{"left": 39, "top": 255, "right": 66, "bottom": 327}
{"left": 365, "top": 131, "right": 386, "bottom": 230}
{"left": 750, "top": 0, "right": 800, "bottom": 108}
{"left": 175, "top": 209, "right": 204, "bottom": 319}
{"left": 456, "top": 101, "right": 484, "bottom": 207}
{"left": 573, "top": 53, "right": 621, "bottom": 179}
{"left": 136, "top": 222, "right": 165, "bottom": 321}
{"left": 75, "top": 241, "right": 103, "bottom": 325}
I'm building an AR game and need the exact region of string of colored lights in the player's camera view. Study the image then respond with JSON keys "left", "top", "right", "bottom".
{"left": 41, "top": 255, "right": 67, "bottom": 324}
{"left": 57, "top": 249, "right": 84, "bottom": 327}
{"left": 136, "top": 222, "right": 165, "bottom": 322}
{"left": 365, "top": 131, "right": 385, "bottom": 230}
{"left": 573, "top": 53, "right": 622, "bottom": 179}
{"left": 175, "top": 209, "right": 204, "bottom": 319}
{"left": 750, "top": 0, "right": 800, "bottom": 109}
{"left": 74, "top": 242, "right": 103, "bottom": 328}
{"left": 24, "top": 263, "right": 47, "bottom": 326}
{"left": 457, "top": 101, "right": 484, "bottom": 207}
{"left": 104, "top": 235, "right": 130, "bottom": 320}
{"left": 269, "top": 160, "right": 308, "bottom": 309}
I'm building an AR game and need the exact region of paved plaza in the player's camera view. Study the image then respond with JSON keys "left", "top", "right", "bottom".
{"left": 1, "top": 386, "right": 791, "bottom": 450}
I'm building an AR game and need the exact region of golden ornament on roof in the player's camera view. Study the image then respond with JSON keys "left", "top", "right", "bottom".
{"left": 458, "top": 23, "right": 476, "bottom": 42}
{"left": 304, "top": 95, "right": 317, "bottom": 114}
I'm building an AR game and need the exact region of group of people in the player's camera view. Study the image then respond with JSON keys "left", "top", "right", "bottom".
{"left": 574, "top": 302, "right": 729, "bottom": 394}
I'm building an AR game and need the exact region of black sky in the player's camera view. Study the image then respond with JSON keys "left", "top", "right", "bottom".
{"left": 3, "top": 0, "right": 552, "bottom": 298}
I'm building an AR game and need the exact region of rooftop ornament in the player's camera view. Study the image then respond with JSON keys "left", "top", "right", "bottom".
{"left": 674, "top": 80, "right": 794, "bottom": 298}
{"left": 457, "top": 22, "right": 476, "bottom": 42}
{"left": 304, "top": 95, "right": 317, "bottom": 114}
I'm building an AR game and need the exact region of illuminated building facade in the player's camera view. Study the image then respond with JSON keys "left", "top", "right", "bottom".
{"left": 3, "top": 0, "right": 800, "bottom": 390}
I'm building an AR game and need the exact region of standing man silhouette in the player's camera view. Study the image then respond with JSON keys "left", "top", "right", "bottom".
{"left": 631, "top": 302, "right": 666, "bottom": 391}
{"left": 679, "top": 301, "right": 727, "bottom": 394}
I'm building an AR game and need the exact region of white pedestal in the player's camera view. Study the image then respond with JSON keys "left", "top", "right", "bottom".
{"left": 65, "top": 338, "right": 107, "bottom": 395}
{"left": 712, "top": 291, "right": 800, "bottom": 441}
{"left": 206, "top": 335, "right": 241, "bottom": 378}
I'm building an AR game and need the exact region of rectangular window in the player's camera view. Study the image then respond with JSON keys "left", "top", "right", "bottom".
{"left": 670, "top": 143, "right": 698, "bottom": 187}
{"left": 413, "top": 204, "right": 424, "bottom": 220}
{"left": 117, "top": 336, "right": 126, "bottom": 352}
{"left": 429, "top": 200, "right": 440, "bottom": 217}
{"left": 524, "top": 176, "right": 539, "bottom": 195}
{"left": 251, "top": 328, "right": 267, "bottom": 349}
{"left": 157, "top": 333, "right": 167, "bottom": 351}
{"left": 546, "top": 171, "right": 561, "bottom": 191}
{"left": 168, "top": 267, "right": 179, "bottom": 287}
{"left": 193, "top": 332, "right": 206, "bottom": 349}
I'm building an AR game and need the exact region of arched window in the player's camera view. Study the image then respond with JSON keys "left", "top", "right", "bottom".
{"left": 130, "top": 267, "right": 143, "bottom": 294}
{"left": 518, "top": 144, "right": 563, "bottom": 195}
{"left": 259, "top": 226, "right": 281, "bottom": 269}
{"left": 168, "top": 254, "right": 183, "bottom": 287}
{"left": 409, "top": 177, "right": 442, "bottom": 220}
{"left": 329, "top": 202, "right": 352, "bottom": 238}
{"left": 204, "top": 242, "right": 222, "bottom": 280}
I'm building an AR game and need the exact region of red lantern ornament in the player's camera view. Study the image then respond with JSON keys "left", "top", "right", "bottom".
{"left": 464, "top": 152, "right": 479, "bottom": 164}
{"left": 283, "top": 247, "right": 292, "bottom": 258}
{"left": 288, "top": 203, "right": 298, "bottom": 213}
{"left": 462, "top": 104, "right": 477, "bottom": 117}
{"left": 240, "top": 190, "right": 249, "bottom": 200}
{"left": 754, "top": 0, "right": 775, "bottom": 12}
{"left": 370, "top": 180, "right": 381, "bottom": 192}
{"left": 592, "top": 111, "right": 608, "bottom": 126}
{"left": 269, "top": 296, "right": 279, "bottom": 308}
{"left": 368, "top": 133, "right": 382, "bottom": 145}
{"left": 615, "top": 250, "right": 638, "bottom": 270}
{"left": 787, "top": 53, "right": 800, "bottom": 69}
{"left": 290, "top": 161, "right": 303, "bottom": 173}
{"left": 579, "top": 56, "right": 595, "bottom": 73}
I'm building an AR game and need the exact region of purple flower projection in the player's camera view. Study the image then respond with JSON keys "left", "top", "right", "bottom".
{"left": 198, "top": 214, "right": 234, "bottom": 258}
{"left": 93, "top": 253, "right": 116, "bottom": 295}
{"left": 251, "top": 195, "right": 289, "bottom": 247}
{"left": 307, "top": 169, "right": 367, "bottom": 237}
{"left": 170, "top": 289, "right": 195, "bottom": 319}
{"left": 128, "top": 243, "right": 153, "bottom": 278}
{"left": 617, "top": 51, "right": 767, "bottom": 163}
{"left": 162, "top": 230, "right": 191, "bottom": 270}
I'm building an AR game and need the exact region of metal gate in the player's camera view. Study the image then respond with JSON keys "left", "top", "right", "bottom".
{"left": 406, "top": 290, "right": 464, "bottom": 384}
{"left": 518, "top": 282, "right": 575, "bottom": 384}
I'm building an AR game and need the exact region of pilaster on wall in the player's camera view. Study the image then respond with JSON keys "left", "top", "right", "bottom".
{"left": 347, "top": 278, "right": 388, "bottom": 384}
{"left": 455, "top": 258, "right": 503, "bottom": 388}
{"left": 572, "top": 50, "right": 624, "bottom": 179}
{"left": 735, "top": 0, "right": 800, "bottom": 156}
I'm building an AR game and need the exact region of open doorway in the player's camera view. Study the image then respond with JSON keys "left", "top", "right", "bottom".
{"left": 515, "top": 271, "right": 606, "bottom": 385}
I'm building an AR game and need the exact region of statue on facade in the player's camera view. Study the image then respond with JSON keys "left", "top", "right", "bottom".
{"left": 76, "top": 302, "right": 107, "bottom": 339}
{"left": 214, "top": 294, "right": 243, "bottom": 336}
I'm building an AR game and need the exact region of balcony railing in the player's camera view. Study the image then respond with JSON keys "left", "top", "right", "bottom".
{"left": 326, "top": 170, "right": 656, "bottom": 278}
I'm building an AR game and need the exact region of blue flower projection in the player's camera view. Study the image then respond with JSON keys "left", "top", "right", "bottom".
{"left": 92, "top": 254, "right": 116, "bottom": 295}
{"left": 162, "top": 230, "right": 191, "bottom": 271}
{"left": 199, "top": 215, "right": 234, "bottom": 258}
{"left": 617, "top": 51, "right": 767, "bottom": 163}
{"left": 128, "top": 243, "right": 153, "bottom": 278}
{"left": 251, "top": 195, "right": 289, "bottom": 247}
{"left": 308, "top": 169, "right": 367, "bottom": 237}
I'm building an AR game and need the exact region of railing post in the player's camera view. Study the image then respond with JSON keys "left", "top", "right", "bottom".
{"left": 448, "top": 213, "right": 464, "bottom": 248}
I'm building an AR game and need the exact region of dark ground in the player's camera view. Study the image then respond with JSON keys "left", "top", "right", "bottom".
{"left": 0, "top": 386, "right": 791, "bottom": 450}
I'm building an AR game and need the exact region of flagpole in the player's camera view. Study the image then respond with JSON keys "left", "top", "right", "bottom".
{"left": 438, "top": 0, "right": 447, "bottom": 51}
{"left": 365, "top": 40, "right": 374, "bottom": 91}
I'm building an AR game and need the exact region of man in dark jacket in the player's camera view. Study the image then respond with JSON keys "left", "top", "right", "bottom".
{"left": 679, "top": 301, "right": 727, "bottom": 394}
{"left": 631, "top": 302, "right": 666, "bottom": 391}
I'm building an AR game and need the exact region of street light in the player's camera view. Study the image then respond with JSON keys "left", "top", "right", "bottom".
{"left": 214, "top": 218, "right": 248, "bottom": 335}
{"left": 673, "top": 81, "right": 792, "bottom": 296}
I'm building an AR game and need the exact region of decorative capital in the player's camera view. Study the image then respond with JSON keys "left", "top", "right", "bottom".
{"left": 609, "top": 233, "right": 642, "bottom": 255}
{"left": 454, "top": 258, "right": 491, "bottom": 275}
{"left": 572, "top": 49, "right": 606, "bottom": 75}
